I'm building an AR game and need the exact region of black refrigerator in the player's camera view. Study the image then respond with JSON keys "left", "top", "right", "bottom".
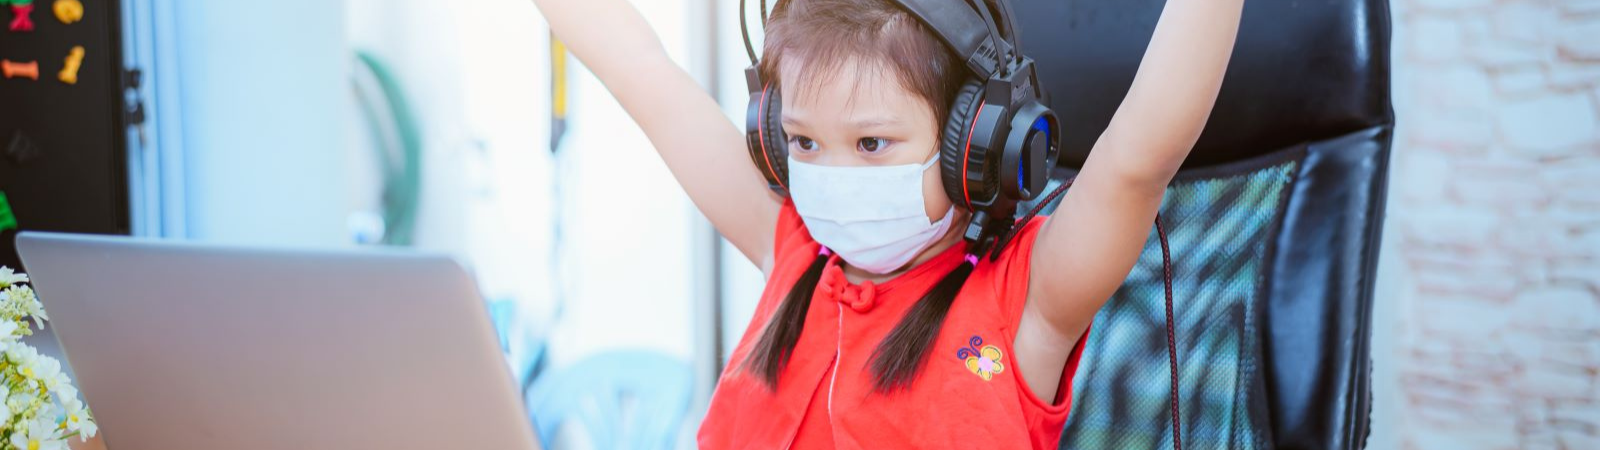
{"left": 0, "top": 0, "right": 131, "bottom": 271}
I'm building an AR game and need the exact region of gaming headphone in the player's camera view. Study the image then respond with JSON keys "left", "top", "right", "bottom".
{"left": 740, "top": 0, "right": 1060, "bottom": 256}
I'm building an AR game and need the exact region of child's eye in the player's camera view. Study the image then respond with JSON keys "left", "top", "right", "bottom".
{"left": 789, "top": 136, "right": 818, "bottom": 153}
{"left": 857, "top": 137, "right": 889, "bottom": 154}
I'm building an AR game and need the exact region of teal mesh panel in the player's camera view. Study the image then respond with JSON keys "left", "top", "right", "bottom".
{"left": 1036, "top": 158, "right": 1298, "bottom": 450}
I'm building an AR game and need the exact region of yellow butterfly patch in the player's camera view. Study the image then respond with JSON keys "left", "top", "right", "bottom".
{"left": 957, "top": 336, "right": 1005, "bottom": 381}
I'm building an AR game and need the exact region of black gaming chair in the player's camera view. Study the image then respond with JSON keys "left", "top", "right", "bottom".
{"left": 1010, "top": 1, "right": 1393, "bottom": 449}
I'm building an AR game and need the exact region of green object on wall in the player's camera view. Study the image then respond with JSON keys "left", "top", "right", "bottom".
{"left": 0, "top": 192, "right": 17, "bottom": 233}
{"left": 352, "top": 51, "right": 423, "bottom": 246}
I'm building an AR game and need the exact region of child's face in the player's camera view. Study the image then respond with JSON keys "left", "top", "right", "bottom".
{"left": 779, "top": 58, "right": 954, "bottom": 223}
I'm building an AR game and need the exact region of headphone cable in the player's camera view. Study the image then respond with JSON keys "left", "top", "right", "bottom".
{"left": 1011, "top": 179, "right": 1182, "bottom": 450}
{"left": 739, "top": 0, "right": 759, "bottom": 65}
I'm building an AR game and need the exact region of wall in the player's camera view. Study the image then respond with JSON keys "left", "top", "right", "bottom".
{"left": 172, "top": 0, "right": 351, "bottom": 246}
{"left": 1382, "top": 0, "right": 1600, "bottom": 448}
{"left": 344, "top": 0, "right": 707, "bottom": 387}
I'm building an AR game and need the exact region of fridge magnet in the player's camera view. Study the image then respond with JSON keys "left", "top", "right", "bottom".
{"left": 59, "top": 46, "right": 83, "bottom": 84}
{"left": 1, "top": 60, "right": 37, "bottom": 80}
{"left": 52, "top": 0, "right": 78, "bottom": 24}
{"left": 0, "top": 191, "right": 17, "bottom": 234}
{"left": 7, "top": 1, "right": 32, "bottom": 32}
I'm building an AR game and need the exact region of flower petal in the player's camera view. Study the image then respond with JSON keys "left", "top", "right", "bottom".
{"left": 980, "top": 345, "right": 1003, "bottom": 363}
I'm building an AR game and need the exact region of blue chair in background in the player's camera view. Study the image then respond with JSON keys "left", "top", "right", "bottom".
{"left": 524, "top": 350, "right": 694, "bottom": 450}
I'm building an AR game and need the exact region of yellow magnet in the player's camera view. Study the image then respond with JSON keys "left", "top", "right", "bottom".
{"left": 59, "top": 46, "right": 83, "bottom": 84}
{"left": 53, "top": 0, "right": 82, "bottom": 25}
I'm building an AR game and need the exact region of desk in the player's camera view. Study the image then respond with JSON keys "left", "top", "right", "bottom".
{"left": 68, "top": 436, "right": 106, "bottom": 450}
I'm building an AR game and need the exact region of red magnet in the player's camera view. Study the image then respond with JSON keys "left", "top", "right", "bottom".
{"left": 2, "top": 60, "right": 38, "bottom": 80}
{"left": 9, "top": 3, "right": 34, "bottom": 32}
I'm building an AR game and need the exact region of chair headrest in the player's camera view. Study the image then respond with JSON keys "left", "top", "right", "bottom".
{"left": 1011, "top": 0, "right": 1394, "bottom": 169}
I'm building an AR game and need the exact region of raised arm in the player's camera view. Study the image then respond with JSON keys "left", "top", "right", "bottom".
{"left": 530, "top": 0, "right": 783, "bottom": 270}
{"left": 1016, "top": 0, "right": 1246, "bottom": 397}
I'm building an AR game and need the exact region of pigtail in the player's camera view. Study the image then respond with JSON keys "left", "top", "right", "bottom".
{"left": 743, "top": 247, "right": 833, "bottom": 388}
{"left": 868, "top": 250, "right": 980, "bottom": 393}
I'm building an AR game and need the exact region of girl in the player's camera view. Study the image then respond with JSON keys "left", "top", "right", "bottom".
{"left": 530, "top": 0, "right": 1243, "bottom": 447}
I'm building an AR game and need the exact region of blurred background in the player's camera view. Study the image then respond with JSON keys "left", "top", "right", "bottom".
{"left": 0, "top": 0, "right": 1595, "bottom": 448}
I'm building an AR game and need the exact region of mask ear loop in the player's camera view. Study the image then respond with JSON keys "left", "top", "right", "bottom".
{"left": 1002, "top": 178, "right": 1182, "bottom": 450}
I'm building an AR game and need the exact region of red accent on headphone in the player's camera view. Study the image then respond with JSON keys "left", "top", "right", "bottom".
{"left": 960, "top": 103, "right": 986, "bottom": 209}
{"left": 757, "top": 84, "right": 786, "bottom": 191}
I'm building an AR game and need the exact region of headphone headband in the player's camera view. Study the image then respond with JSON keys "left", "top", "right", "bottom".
{"left": 891, "top": 0, "right": 1014, "bottom": 79}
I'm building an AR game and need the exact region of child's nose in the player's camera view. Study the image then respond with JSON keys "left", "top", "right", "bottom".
{"left": 808, "top": 147, "right": 865, "bottom": 168}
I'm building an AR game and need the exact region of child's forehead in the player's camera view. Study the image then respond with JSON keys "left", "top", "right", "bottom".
{"left": 778, "top": 57, "right": 931, "bottom": 118}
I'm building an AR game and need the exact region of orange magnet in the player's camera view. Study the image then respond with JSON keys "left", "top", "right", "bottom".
{"left": 53, "top": 0, "right": 81, "bottom": 24}
{"left": 1, "top": 60, "right": 38, "bottom": 80}
{"left": 9, "top": 4, "right": 33, "bottom": 32}
{"left": 59, "top": 46, "right": 83, "bottom": 84}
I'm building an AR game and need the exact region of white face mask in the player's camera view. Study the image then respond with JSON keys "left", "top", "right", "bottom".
{"left": 788, "top": 154, "right": 956, "bottom": 275}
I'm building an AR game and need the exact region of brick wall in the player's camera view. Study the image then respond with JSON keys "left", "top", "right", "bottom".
{"left": 1385, "top": 0, "right": 1600, "bottom": 448}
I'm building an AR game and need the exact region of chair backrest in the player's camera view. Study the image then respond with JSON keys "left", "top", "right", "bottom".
{"left": 1010, "top": 1, "right": 1394, "bottom": 449}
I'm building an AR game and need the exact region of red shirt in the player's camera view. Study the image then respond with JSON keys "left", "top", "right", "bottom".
{"left": 699, "top": 201, "right": 1089, "bottom": 449}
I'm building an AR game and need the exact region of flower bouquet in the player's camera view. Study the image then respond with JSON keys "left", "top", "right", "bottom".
{"left": 0, "top": 266, "right": 97, "bottom": 450}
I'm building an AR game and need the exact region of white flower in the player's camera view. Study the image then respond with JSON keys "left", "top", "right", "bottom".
{"left": 26, "top": 294, "right": 46, "bottom": 325}
{"left": 49, "top": 380, "right": 76, "bottom": 404}
{"left": 2, "top": 284, "right": 32, "bottom": 304}
{"left": 6, "top": 390, "right": 27, "bottom": 408}
{"left": 60, "top": 397, "right": 96, "bottom": 440}
{"left": 22, "top": 356, "right": 61, "bottom": 385}
{"left": 7, "top": 343, "right": 39, "bottom": 367}
{"left": 77, "top": 419, "right": 99, "bottom": 441}
{"left": 7, "top": 390, "right": 38, "bottom": 417}
{"left": 0, "top": 284, "right": 45, "bottom": 329}
{"left": 1, "top": 284, "right": 24, "bottom": 311}
{"left": 10, "top": 414, "right": 66, "bottom": 450}
{"left": 0, "top": 266, "right": 95, "bottom": 444}
{"left": 0, "top": 266, "right": 27, "bottom": 286}
{"left": 0, "top": 320, "right": 18, "bottom": 341}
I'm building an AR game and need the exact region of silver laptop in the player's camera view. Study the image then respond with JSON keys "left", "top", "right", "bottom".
{"left": 16, "top": 232, "right": 541, "bottom": 450}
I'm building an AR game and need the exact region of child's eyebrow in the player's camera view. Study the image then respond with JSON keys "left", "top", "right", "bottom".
{"left": 780, "top": 115, "right": 903, "bottom": 130}
{"left": 850, "top": 117, "right": 903, "bottom": 130}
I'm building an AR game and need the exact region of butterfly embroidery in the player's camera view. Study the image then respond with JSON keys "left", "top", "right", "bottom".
{"left": 957, "top": 335, "right": 1005, "bottom": 381}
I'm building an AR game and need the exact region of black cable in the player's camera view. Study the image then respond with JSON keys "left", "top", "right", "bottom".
{"left": 740, "top": 0, "right": 758, "bottom": 65}
{"left": 1010, "top": 179, "right": 1182, "bottom": 450}
{"left": 964, "top": 0, "right": 1011, "bottom": 75}
{"left": 986, "top": 0, "right": 1023, "bottom": 62}
{"left": 1157, "top": 214, "right": 1181, "bottom": 450}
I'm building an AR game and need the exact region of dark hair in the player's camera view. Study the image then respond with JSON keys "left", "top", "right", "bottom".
{"left": 742, "top": 249, "right": 832, "bottom": 386}
{"left": 756, "top": 0, "right": 966, "bottom": 128}
{"left": 742, "top": 0, "right": 975, "bottom": 393}
{"left": 743, "top": 245, "right": 981, "bottom": 393}
{"left": 866, "top": 251, "right": 978, "bottom": 391}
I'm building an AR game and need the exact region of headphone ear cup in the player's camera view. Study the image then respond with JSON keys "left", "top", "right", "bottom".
{"left": 939, "top": 81, "right": 986, "bottom": 210}
{"left": 761, "top": 85, "right": 790, "bottom": 191}
{"left": 746, "top": 82, "right": 791, "bottom": 195}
